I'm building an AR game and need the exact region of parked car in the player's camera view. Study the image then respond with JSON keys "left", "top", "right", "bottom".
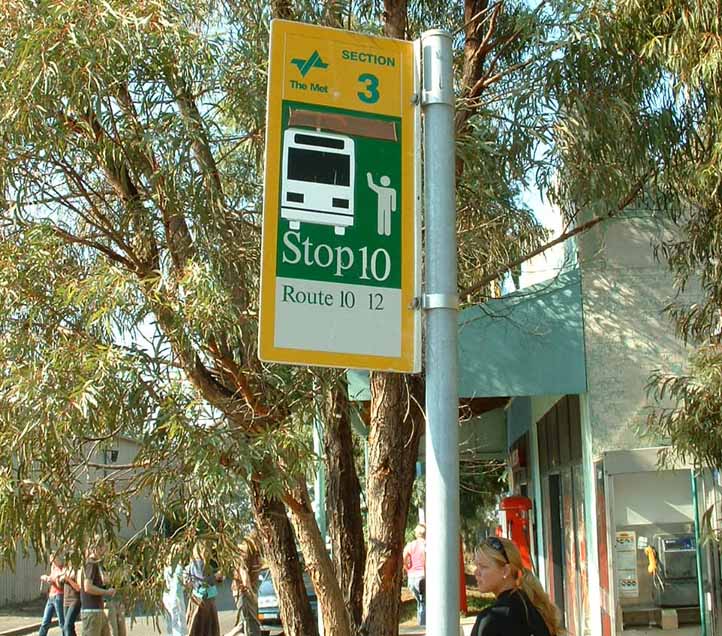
{"left": 257, "top": 569, "right": 318, "bottom": 624}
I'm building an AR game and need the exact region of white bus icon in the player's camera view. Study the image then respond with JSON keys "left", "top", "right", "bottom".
{"left": 281, "top": 128, "right": 355, "bottom": 236}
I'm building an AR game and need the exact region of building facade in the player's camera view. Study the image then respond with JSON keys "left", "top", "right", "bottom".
{"left": 459, "top": 208, "right": 722, "bottom": 636}
{"left": 0, "top": 436, "right": 154, "bottom": 607}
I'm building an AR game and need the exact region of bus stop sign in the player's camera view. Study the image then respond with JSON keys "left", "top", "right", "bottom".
{"left": 259, "top": 20, "right": 420, "bottom": 372}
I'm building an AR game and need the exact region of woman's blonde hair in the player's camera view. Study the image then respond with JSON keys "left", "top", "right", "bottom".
{"left": 478, "top": 536, "right": 563, "bottom": 635}
{"left": 238, "top": 531, "right": 263, "bottom": 580}
{"left": 192, "top": 541, "right": 209, "bottom": 562}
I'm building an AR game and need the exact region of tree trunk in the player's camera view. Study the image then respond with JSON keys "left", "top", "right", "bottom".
{"left": 361, "top": 373, "right": 424, "bottom": 636}
{"left": 285, "top": 480, "right": 352, "bottom": 636}
{"left": 324, "top": 381, "right": 365, "bottom": 627}
{"left": 456, "top": 0, "right": 491, "bottom": 135}
{"left": 271, "top": 0, "right": 293, "bottom": 20}
{"left": 249, "top": 481, "right": 318, "bottom": 636}
{"left": 383, "top": 0, "right": 406, "bottom": 38}
{"left": 455, "top": 0, "right": 496, "bottom": 177}
{"left": 323, "top": 0, "right": 345, "bottom": 28}
{"left": 360, "top": 7, "right": 426, "bottom": 635}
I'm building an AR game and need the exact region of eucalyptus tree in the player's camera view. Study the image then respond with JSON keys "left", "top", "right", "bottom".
{"left": 0, "top": 0, "right": 660, "bottom": 635}
{"left": 539, "top": 0, "right": 722, "bottom": 470}
{"left": 637, "top": 0, "right": 722, "bottom": 470}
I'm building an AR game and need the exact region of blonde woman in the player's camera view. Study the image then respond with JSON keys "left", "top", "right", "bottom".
{"left": 471, "top": 537, "right": 562, "bottom": 636}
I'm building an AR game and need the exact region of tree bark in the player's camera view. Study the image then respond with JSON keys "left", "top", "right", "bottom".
{"left": 324, "top": 381, "right": 365, "bottom": 627}
{"left": 271, "top": 0, "right": 293, "bottom": 20}
{"left": 383, "top": 0, "right": 406, "bottom": 38}
{"left": 360, "top": 7, "right": 426, "bottom": 634}
{"left": 323, "top": 0, "right": 345, "bottom": 28}
{"left": 456, "top": 0, "right": 491, "bottom": 135}
{"left": 249, "top": 481, "right": 318, "bottom": 636}
{"left": 361, "top": 373, "right": 424, "bottom": 636}
{"left": 285, "top": 481, "right": 352, "bottom": 636}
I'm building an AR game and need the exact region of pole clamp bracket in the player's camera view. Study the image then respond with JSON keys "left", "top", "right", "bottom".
{"left": 420, "top": 31, "right": 455, "bottom": 106}
{"left": 420, "top": 293, "right": 459, "bottom": 310}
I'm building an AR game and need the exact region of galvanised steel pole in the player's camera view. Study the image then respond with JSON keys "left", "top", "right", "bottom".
{"left": 421, "top": 29, "right": 459, "bottom": 636}
{"left": 313, "top": 416, "right": 326, "bottom": 635}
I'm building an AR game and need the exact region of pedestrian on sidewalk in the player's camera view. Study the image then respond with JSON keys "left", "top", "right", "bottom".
{"left": 102, "top": 555, "right": 128, "bottom": 636}
{"left": 403, "top": 523, "right": 426, "bottom": 627}
{"left": 225, "top": 533, "right": 262, "bottom": 636}
{"left": 39, "top": 552, "right": 66, "bottom": 636}
{"left": 62, "top": 560, "right": 81, "bottom": 636}
{"left": 471, "top": 536, "right": 561, "bottom": 636}
{"left": 185, "top": 542, "right": 223, "bottom": 636}
{"left": 163, "top": 558, "right": 188, "bottom": 636}
{"left": 105, "top": 590, "right": 126, "bottom": 636}
{"left": 80, "top": 536, "right": 116, "bottom": 636}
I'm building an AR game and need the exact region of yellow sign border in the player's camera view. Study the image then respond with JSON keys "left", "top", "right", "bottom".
{"left": 259, "top": 20, "right": 420, "bottom": 373}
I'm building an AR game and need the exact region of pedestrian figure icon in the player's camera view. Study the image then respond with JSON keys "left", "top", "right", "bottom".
{"left": 367, "top": 172, "right": 397, "bottom": 236}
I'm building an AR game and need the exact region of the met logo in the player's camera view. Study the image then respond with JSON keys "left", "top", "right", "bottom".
{"left": 291, "top": 50, "right": 328, "bottom": 77}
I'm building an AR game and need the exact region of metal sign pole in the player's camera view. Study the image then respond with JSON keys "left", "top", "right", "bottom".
{"left": 313, "top": 413, "right": 326, "bottom": 635}
{"left": 421, "top": 30, "right": 459, "bottom": 636}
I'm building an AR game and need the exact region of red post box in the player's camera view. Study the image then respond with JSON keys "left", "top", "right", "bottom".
{"left": 499, "top": 495, "right": 534, "bottom": 571}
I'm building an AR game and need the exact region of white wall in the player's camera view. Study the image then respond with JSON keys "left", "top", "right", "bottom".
{"left": 520, "top": 203, "right": 570, "bottom": 288}
{"left": 0, "top": 544, "right": 46, "bottom": 606}
{"left": 578, "top": 212, "right": 696, "bottom": 455}
{"left": 91, "top": 437, "right": 155, "bottom": 538}
{"left": 613, "top": 470, "right": 694, "bottom": 525}
{"left": 1, "top": 437, "right": 155, "bottom": 607}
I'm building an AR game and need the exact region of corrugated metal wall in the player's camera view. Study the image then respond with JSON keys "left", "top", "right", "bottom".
{"left": 2, "top": 438, "right": 156, "bottom": 608}
{"left": 0, "top": 544, "right": 45, "bottom": 607}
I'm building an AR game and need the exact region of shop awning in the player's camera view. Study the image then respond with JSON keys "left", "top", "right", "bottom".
{"left": 348, "top": 267, "right": 586, "bottom": 400}
{"left": 458, "top": 267, "right": 587, "bottom": 398}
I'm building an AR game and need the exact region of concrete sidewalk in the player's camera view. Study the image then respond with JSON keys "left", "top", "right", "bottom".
{"left": 0, "top": 616, "right": 57, "bottom": 636}
{"left": 400, "top": 615, "right": 478, "bottom": 634}
{"left": 0, "top": 598, "right": 57, "bottom": 636}
{"left": 0, "top": 608, "right": 479, "bottom": 636}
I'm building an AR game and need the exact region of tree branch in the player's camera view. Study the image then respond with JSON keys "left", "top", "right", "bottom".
{"left": 115, "top": 83, "right": 276, "bottom": 429}
{"left": 456, "top": 0, "right": 551, "bottom": 134}
{"left": 270, "top": 0, "right": 293, "bottom": 19}
{"left": 115, "top": 82, "right": 197, "bottom": 273}
{"left": 458, "top": 171, "right": 654, "bottom": 300}
{"left": 148, "top": 298, "right": 242, "bottom": 411}
{"left": 467, "top": 55, "right": 538, "bottom": 99}
{"left": 57, "top": 110, "right": 159, "bottom": 271}
{"left": 86, "top": 462, "right": 149, "bottom": 471}
{"left": 165, "top": 72, "right": 226, "bottom": 211}
{"left": 57, "top": 104, "right": 272, "bottom": 428}
{"left": 206, "top": 339, "right": 282, "bottom": 425}
{"left": 48, "top": 225, "right": 133, "bottom": 268}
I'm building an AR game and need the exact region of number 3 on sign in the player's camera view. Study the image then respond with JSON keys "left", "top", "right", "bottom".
{"left": 357, "top": 73, "right": 380, "bottom": 104}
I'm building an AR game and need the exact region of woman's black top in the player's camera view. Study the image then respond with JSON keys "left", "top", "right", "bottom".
{"left": 471, "top": 589, "right": 552, "bottom": 636}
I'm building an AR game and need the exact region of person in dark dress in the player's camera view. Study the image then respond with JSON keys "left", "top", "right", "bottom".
{"left": 185, "top": 543, "right": 223, "bottom": 636}
{"left": 471, "top": 536, "right": 562, "bottom": 636}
